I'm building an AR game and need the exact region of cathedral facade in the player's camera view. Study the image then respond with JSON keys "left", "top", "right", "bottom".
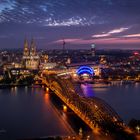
{"left": 22, "top": 39, "right": 40, "bottom": 70}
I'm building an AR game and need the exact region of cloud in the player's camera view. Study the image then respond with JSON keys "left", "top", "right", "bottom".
{"left": 108, "top": 27, "right": 129, "bottom": 34}
{"left": 92, "top": 27, "right": 129, "bottom": 38}
{"left": 0, "top": 1, "right": 107, "bottom": 26}
{"left": 0, "top": 0, "right": 16, "bottom": 13}
{"left": 92, "top": 33, "right": 110, "bottom": 38}
{"left": 44, "top": 16, "right": 105, "bottom": 27}
{"left": 46, "top": 17, "right": 84, "bottom": 27}
{"left": 122, "top": 34, "right": 140, "bottom": 38}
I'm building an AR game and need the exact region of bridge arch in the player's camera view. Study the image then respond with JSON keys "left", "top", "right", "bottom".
{"left": 37, "top": 73, "right": 123, "bottom": 131}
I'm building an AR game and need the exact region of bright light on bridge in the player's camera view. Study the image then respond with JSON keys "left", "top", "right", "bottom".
{"left": 63, "top": 105, "right": 67, "bottom": 112}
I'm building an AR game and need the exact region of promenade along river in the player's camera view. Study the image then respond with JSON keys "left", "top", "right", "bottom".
{"left": 0, "top": 87, "right": 74, "bottom": 140}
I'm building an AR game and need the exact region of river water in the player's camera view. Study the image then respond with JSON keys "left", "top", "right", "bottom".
{"left": 0, "top": 87, "right": 74, "bottom": 140}
{"left": 81, "top": 83, "right": 140, "bottom": 123}
{"left": 0, "top": 83, "right": 140, "bottom": 139}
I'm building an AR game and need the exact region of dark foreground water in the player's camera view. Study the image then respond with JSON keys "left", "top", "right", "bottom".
{"left": 0, "top": 87, "right": 74, "bottom": 140}
{"left": 81, "top": 83, "right": 140, "bottom": 123}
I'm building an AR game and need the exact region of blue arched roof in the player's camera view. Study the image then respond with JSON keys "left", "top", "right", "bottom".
{"left": 76, "top": 66, "right": 94, "bottom": 76}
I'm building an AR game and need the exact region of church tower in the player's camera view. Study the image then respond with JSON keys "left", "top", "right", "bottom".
{"left": 22, "top": 38, "right": 40, "bottom": 70}
{"left": 23, "top": 39, "right": 29, "bottom": 56}
{"left": 30, "top": 39, "right": 36, "bottom": 56}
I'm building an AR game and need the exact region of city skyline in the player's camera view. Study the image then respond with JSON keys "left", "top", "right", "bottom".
{"left": 0, "top": 0, "right": 140, "bottom": 49}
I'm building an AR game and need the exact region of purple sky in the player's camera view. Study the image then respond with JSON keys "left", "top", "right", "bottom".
{"left": 0, "top": 0, "right": 140, "bottom": 49}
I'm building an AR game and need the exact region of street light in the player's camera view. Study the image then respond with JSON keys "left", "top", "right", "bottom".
{"left": 86, "top": 135, "right": 90, "bottom": 140}
{"left": 136, "top": 126, "right": 140, "bottom": 134}
{"left": 63, "top": 105, "right": 67, "bottom": 112}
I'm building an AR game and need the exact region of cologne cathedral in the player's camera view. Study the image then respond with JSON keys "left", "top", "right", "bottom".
{"left": 22, "top": 39, "right": 40, "bottom": 70}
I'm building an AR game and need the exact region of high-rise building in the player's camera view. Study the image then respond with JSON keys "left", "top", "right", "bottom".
{"left": 22, "top": 39, "right": 40, "bottom": 70}
{"left": 91, "top": 44, "right": 96, "bottom": 57}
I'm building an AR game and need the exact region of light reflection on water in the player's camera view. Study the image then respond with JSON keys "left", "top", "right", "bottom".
{"left": 44, "top": 93, "right": 50, "bottom": 102}
{"left": 81, "top": 84, "right": 95, "bottom": 97}
{"left": 92, "top": 87, "right": 109, "bottom": 92}
{"left": 81, "top": 83, "right": 110, "bottom": 97}
{"left": 11, "top": 86, "right": 18, "bottom": 96}
{"left": 0, "top": 87, "right": 73, "bottom": 140}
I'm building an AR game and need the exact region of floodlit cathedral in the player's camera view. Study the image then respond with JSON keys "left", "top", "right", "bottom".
{"left": 22, "top": 39, "right": 40, "bottom": 70}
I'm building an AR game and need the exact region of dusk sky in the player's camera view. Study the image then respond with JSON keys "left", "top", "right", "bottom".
{"left": 0, "top": 0, "right": 140, "bottom": 49}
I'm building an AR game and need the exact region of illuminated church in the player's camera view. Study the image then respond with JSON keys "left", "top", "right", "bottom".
{"left": 22, "top": 39, "right": 40, "bottom": 70}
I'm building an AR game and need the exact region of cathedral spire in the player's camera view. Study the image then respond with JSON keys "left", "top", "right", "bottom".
{"left": 23, "top": 38, "right": 29, "bottom": 56}
{"left": 30, "top": 38, "right": 36, "bottom": 56}
{"left": 22, "top": 38, "right": 39, "bottom": 70}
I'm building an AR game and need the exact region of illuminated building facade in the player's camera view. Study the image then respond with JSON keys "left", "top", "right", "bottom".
{"left": 22, "top": 39, "right": 40, "bottom": 70}
{"left": 100, "top": 55, "right": 107, "bottom": 65}
{"left": 76, "top": 65, "right": 94, "bottom": 80}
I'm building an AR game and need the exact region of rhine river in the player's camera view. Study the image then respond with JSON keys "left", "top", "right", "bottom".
{"left": 0, "top": 87, "right": 74, "bottom": 140}
{"left": 81, "top": 83, "right": 140, "bottom": 122}
{"left": 0, "top": 83, "right": 140, "bottom": 139}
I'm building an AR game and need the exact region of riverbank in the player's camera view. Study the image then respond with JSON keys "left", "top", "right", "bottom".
{"left": 0, "top": 84, "right": 30, "bottom": 89}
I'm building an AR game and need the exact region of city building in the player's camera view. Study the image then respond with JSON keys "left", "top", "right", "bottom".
{"left": 91, "top": 44, "right": 96, "bottom": 57}
{"left": 22, "top": 39, "right": 40, "bottom": 70}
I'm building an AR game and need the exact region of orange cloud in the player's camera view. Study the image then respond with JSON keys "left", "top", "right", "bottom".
{"left": 123, "top": 34, "right": 140, "bottom": 38}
